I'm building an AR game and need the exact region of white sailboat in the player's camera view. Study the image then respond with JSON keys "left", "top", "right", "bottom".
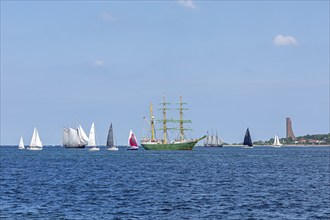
{"left": 62, "top": 124, "right": 89, "bottom": 148}
{"left": 272, "top": 134, "right": 282, "bottom": 147}
{"left": 18, "top": 136, "right": 25, "bottom": 150}
{"left": 88, "top": 122, "right": 99, "bottom": 151}
{"left": 204, "top": 131, "right": 224, "bottom": 147}
{"left": 107, "top": 123, "right": 118, "bottom": 151}
{"left": 27, "top": 127, "right": 43, "bottom": 151}
{"left": 127, "top": 130, "right": 138, "bottom": 150}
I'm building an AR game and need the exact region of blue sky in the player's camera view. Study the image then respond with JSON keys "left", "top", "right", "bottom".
{"left": 1, "top": 1, "right": 329, "bottom": 145}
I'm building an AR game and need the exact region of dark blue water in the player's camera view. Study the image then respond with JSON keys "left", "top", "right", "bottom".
{"left": 1, "top": 146, "right": 329, "bottom": 219}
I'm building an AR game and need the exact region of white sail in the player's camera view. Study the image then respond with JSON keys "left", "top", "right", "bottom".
{"left": 212, "top": 135, "right": 218, "bottom": 146}
{"left": 28, "top": 127, "right": 42, "bottom": 150}
{"left": 69, "top": 128, "right": 81, "bottom": 146}
{"left": 215, "top": 136, "right": 224, "bottom": 146}
{"left": 78, "top": 124, "right": 89, "bottom": 145}
{"left": 62, "top": 128, "right": 70, "bottom": 146}
{"left": 273, "top": 134, "right": 282, "bottom": 147}
{"left": 18, "top": 136, "right": 25, "bottom": 149}
{"left": 88, "top": 122, "right": 96, "bottom": 147}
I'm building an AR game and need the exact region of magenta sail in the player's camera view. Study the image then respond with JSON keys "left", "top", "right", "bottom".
{"left": 127, "top": 130, "right": 138, "bottom": 150}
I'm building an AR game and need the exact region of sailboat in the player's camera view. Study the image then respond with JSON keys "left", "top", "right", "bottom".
{"left": 27, "top": 127, "right": 43, "bottom": 151}
{"left": 140, "top": 96, "right": 206, "bottom": 150}
{"left": 243, "top": 128, "right": 253, "bottom": 148}
{"left": 88, "top": 122, "right": 99, "bottom": 151}
{"left": 127, "top": 130, "right": 138, "bottom": 150}
{"left": 107, "top": 123, "right": 118, "bottom": 151}
{"left": 272, "top": 134, "right": 282, "bottom": 147}
{"left": 62, "top": 124, "right": 89, "bottom": 148}
{"left": 204, "top": 131, "right": 224, "bottom": 147}
{"left": 18, "top": 136, "right": 25, "bottom": 150}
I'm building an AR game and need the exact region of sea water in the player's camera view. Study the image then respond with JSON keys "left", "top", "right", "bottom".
{"left": 0, "top": 146, "right": 329, "bottom": 219}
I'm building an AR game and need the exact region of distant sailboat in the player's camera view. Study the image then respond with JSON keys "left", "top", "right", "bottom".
{"left": 107, "top": 123, "right": 118, "bottom": 151}
{"left": 243, "top": 128, "right": 253, "bottom": 148}
{"left": 272, "top": 134, "right": 282, "bottom": 147}
{"left": 27, "top": 127, "right": 43, "bottom": 151}
{"left": 127, "top": 130, "right": 138, "bottom": 150}
{"left": 204, "top": 131, "right": 224, "bottom": 147}
{"left": 18, "top": 136, "right": 25, "bottom": 150}
{"left": 62, "top": 124, "right": 89, "bottom": 148}
{"left": 88, "top": 122, "right": 99, "bottom": 151}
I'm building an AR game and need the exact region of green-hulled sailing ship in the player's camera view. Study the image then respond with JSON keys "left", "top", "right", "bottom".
{"left": 140, "top": 96, "right": 206, "bottom": 150}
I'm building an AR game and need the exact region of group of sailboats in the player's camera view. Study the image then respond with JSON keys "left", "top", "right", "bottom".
{"left": 18, "top": 123, "right": 121, "bottom": 151}
{"left": 18, "top": 127, "right": 43, "bottom": 150}
{"left": 64, "top": 122, "right": 120, "bottom": 151}
{"left": 242, "top": 128, "right": 283, "bottom": 148}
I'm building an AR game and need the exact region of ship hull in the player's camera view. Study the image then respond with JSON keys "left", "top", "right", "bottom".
{"left": 141, "top": 141, "right": 197, "bottom": 150}
{"left": 204, "top": 145, "right": 223, "bottom": 147}
{"left": 141, "top": 136, "right": 206, "bottom": 150}
{"left": 64, "top": 145, "right": 85, "bottom": 148}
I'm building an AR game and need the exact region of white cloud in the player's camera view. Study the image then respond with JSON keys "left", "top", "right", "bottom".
{"left": 273, "top": 34, "right": 298, "bottom": 46}
{"left": 101, "top": 12, "right": 117, "bottom": 23}
{"left": 177, "top": 0, "right": 197, "bottom": 9}
{"left": 94, "top": 60, "right": 105, "bottom": 66}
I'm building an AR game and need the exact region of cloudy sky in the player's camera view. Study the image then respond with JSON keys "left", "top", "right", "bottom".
{"left": 1, "top": 1, "right": 329, "bottom": 145}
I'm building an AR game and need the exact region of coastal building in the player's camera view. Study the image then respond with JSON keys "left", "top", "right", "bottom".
{"left": 286, "top": 117, "right": 296, "bottom": 140}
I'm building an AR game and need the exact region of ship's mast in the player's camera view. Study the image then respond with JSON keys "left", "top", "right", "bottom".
{"left": 177, "top": 96, "right": 191, "bottom": 141}
{"left": 150, "top": 103, "right": 155, "bottom": 141}
{"left": 179, "top": 96, "right": 184, "bottom": 141}
{"left": 162, "top": 96, "right": 168, "bottom": 144}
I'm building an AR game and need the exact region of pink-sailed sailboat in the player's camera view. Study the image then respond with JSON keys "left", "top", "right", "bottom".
{"left": 127, "top": 130, "right": 138, "bottom": 150}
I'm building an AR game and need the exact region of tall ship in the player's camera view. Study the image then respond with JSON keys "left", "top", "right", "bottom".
{"left": 62, "top": 124, "right": 89, "bottom": 148}
{"left": 204, "top": 131, "right": 224, "bottom": 147}
{"left": 140, "top": 96, "right": 206, "bottom": 150}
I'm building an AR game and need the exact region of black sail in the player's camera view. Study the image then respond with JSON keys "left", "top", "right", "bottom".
{"left": 243, "top": 128, "right": 253, "bottom": 147}
{"left": 107, "top": 123, "right": 114, "bottom": 147}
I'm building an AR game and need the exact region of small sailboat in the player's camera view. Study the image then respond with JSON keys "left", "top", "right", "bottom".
{"left": 272, "top": 134, "right": 282, "bottom": 147}
{"left": 88, "top": 122, "right": 99, "bottom": 151}
{"left": 27, "top": 127, "right": 43, "bottom": 151}
{"left": 18, "top": 136, "right": 25, "bottom": 150}
{"left": 243, "top": 128, "right": 253, "bottom": 148}
{"left": 127, "top": 130, "right": 138, "bottom": 150}
{"left": 107, "top": 123, "right": 118, "bottom": 151}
